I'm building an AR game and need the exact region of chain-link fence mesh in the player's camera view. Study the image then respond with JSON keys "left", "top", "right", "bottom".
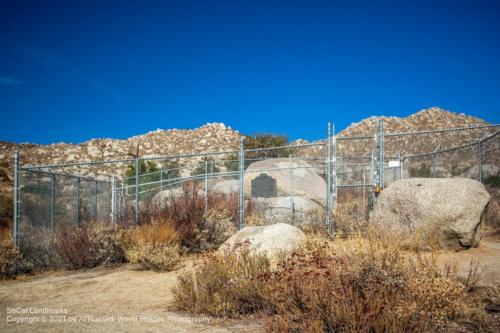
{"left": 13, "top": 125, "right": 500, "bottom": 247}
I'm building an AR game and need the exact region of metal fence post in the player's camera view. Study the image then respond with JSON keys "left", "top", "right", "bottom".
{"left": 12, "top": 150, "right": 19, "bottom": 246}
{"left": 331, "top": 123, "right": 337, "bottom": 235}
{"left": 289, "top": 154, "right": 294, "bottom": 225}
{"left": 378, "top": 119, "right": 384, "bottom": 189}
{"left": 51, "top": 173, "right": 56, "bottom": 231}
{"left": 204, "top": 160, "right": 208, "bottom": 215}
{"left": 478, "top": 140, "right": 483, "bottom": 182}
{"left": 111, "top": 175, "right": 116, "bottom": 225}
{"left": 325, "top": 122, "right": 331, "bottom": 232}
{"left": 93, "top": 180, "right": 98, "bottom": 220}
{"left": 135, "top": 158, "right": 140, "bottom": 224}
{"left": 398, "top": 152, "right": 403, "bottom": 180}
{"left": 238, "top": 137, "right": 245, "bottom": 229}
{"left": 160, "top": 168, "right": 164, "bottom": 191}
{"left": 76, "top": 177, "right": 81, "bottom": 225}
{"left": 432, "top": 145, "right": 440, "bottom": 178}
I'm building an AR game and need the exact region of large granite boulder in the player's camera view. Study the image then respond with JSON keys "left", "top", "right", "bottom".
{"left": 370, "top": 178, "right": 490, "bottom": 250}
{"left": 211, "top": 179, "right": 239, "bottom": 195}
{"left": 220, "top": 223, "right": 306, "bottom": 257}
{"left": 253, "top": 196, "right": 323, "bottom": 224}
{"left": 244, "top": 158, "right": 326, "bottom": 202}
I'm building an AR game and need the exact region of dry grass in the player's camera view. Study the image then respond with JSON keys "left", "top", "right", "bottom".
{"left": 171, "top": 245, "right": 271, "bottom": 317}
{"left": 123, "top": 218, "right": 180, "bottom": 271}
{"left": 171, "top": 229, "right": 498, "bottom": 332}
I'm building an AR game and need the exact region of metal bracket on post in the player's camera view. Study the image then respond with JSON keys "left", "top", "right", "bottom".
{"left": 135, "top": 158, "right": 140, "bottom": 224}
{"left": 12, "top": 150, "right": 19, "bottom": 247}
{"left": 238, "top": 137, "right": 245, "bottom": 230}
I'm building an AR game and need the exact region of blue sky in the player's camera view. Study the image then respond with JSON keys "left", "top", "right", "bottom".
{"left": 1, "top": 0, "right": 499, "bottom": 144}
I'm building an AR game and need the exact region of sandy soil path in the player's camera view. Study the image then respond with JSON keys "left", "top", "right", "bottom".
{"left": 0, "top": 261, "right": 262, "bottom": 333}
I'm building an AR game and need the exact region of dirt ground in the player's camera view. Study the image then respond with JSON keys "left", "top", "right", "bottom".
{"left": 1, "top": 240, "right": 499, "bottom": 333}
{"left": 0, "top": 259, "right": 262, "bottom": 333}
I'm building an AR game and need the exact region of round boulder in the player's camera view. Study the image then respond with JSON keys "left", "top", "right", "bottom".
{"left": 369, "top": 178, "right": 490, "bottom": 250}
{"left": 220, "top": 223, "right": 306, "bottom": 257}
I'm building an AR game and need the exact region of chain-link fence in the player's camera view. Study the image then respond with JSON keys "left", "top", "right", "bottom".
{"left": 15, "top": 168, "right": 112, "bottom": 251}
{"left": 11, "top": 122, "right": 500, "bottom": 247}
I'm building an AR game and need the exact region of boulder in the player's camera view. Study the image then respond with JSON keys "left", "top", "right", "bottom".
{"left": 152, "top": 187, "right": 204, "bottom": 207}
{"left": 220, "top": 223, "right": 306, "bottom": 257}
{"left": 244, "top": 158, "right": 326, "bottom": 202}
{"left": 253, "top": 196, "right": 323, "bottom": 224}
{"left": 461, "top": 164, "right": 499, "bottom": 180}
{"left": 211, "top": 179, "right": 239, "bottom": 195}
{"left": 369, "top": 178, "right": 490, "bottom": 250}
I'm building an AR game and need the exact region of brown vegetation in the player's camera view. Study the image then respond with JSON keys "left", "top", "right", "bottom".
{"left": 171, "top": 230, "right": 499, "bottom": 332}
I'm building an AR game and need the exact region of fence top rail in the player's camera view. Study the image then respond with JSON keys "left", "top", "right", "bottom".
{"left": 21, "top": 168, "right": 112, "bottom": 183}
{"left": 20, "top": 142, "right": 328, "bottom": 171}
{"left": 384, "top": 123, "right": 500, "bottom": 138}
{"left": 402, "top": 130, "right": 500, "bottom": 160}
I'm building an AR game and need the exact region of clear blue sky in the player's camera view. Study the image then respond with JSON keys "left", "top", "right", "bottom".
{"left": 1, "top": 0, "right": 499, "bottom": 144}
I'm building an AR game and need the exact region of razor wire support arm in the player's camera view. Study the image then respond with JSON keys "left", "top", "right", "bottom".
{"left": 135, "top": 158, "right": 140, "bottom": 224}
{"left": 238, "top": 137, "right": 245, "bottom": 230}
{"left": 12, "top": 150, "right": 19, "bottom": 246}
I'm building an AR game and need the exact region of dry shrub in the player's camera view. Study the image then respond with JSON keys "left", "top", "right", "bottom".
{"left": 18, "top": 225, "right": 63, "bottom": 270}
{"left": 146, "top": 182, "right": 241, "bottom": 252}
{"left": 171, "top": 246, "right": 271, "bottom": 317}
{"left": 126, "top": 244, "right": 179, "bottom": 271}
{"left": 262, "top": 232, "right": 482, "bottom": 333}
{"left": 0, "top": 237, "right": 32, "bottom": 278}
{"left": 54, "top": 221, "right": 126, "bottom": 269}
{"left": 194, "top": 208, "right": 237, "bottom": 251}
{"left": 171, "top": 228, "right": 494, "bottom": 332}
{"left": 124, "top": 219, "right": 180, "bottom": 271}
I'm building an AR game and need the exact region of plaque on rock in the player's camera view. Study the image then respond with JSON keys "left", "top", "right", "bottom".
{"left": 251, "top": 173, "right": 277, "bottom": 198}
